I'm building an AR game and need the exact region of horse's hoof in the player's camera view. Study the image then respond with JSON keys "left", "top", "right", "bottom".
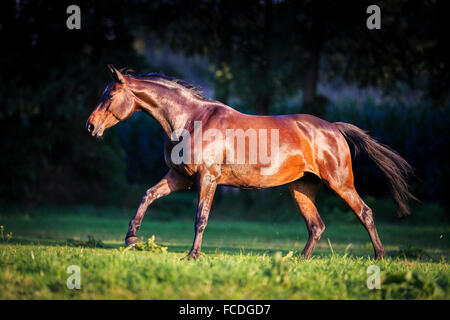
{"left": 125, "top": 236, "right": 138, "bottom": 246}
{"left": 183, "top": 251, "right": 200, "bottom": 260}
{"left": 375, "top": 252, "right": 386, "bottom": 260}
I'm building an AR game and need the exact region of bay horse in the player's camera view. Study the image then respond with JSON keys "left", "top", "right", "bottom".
{"left": 86, "top": 65, "right": 415, "bottom": 259}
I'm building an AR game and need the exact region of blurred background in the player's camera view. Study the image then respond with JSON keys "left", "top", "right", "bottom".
{"left": 0, "top": 0, "right": 449, "bottom": 224}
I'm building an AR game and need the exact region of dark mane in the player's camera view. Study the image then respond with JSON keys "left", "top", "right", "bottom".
{"left": 121, "top": 68, "right": 209, "bottom": 101}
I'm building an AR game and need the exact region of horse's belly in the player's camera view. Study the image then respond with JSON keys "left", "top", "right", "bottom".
{"left": 217, "top": 154, "right": 306, "bottom": 188}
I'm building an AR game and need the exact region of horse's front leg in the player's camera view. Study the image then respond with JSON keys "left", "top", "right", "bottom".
{"left": 125, "top": 169, "right": 192, "bottom": 246}
{"left": 186, "top": 173, "right": 217, "bottom": 259}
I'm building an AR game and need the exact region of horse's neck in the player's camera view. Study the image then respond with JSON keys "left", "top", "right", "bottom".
{"left": 130, "top": 82, "right": 203, "bottom": 138}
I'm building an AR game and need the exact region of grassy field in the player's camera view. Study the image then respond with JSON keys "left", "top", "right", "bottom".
{"left": 0, "top": 205, "right": 449, "bottom": 299}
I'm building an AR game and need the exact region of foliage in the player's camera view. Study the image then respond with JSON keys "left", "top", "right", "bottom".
{"left": 0, "top": 1, "right": 448, "bottom": 208}
{"left": 0, "top": 0, "right": 147, "bottom": 205}
{"left": 148, "top": 0, "right": 450, "bottom": 112}
{"left": 0, "top": 225, "right": 13, "bottom": 243}
{"left": 121, "top": 235, "right": 168, "bottom": 254}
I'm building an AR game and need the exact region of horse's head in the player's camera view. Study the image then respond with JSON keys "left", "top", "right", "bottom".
{"left": 86, "top": 65, "right": 136, "bottom": 137}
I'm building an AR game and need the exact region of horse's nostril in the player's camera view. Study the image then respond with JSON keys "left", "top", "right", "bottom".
{"left": 87, "top": 123, "right": 95, "bottom": 133}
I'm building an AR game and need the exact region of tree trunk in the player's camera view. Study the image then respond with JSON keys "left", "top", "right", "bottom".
{"left": 302, "top": 15, "right": 323, "bottom": 116}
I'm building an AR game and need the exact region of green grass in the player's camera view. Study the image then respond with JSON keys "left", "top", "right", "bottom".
{"left": 0, "top": 206, "right": 449, "bottom": 299}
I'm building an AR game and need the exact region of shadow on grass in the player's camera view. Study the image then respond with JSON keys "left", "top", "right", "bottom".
{"left": 4, "top": 237, "right": 113, "bottom": 249}
{"left": 4, "top": 235, "right": 445, "bottom": 263}
{"left": 6, "top": 237, "right": 304, "bottom": 256}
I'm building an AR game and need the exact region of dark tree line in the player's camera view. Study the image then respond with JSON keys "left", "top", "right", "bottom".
{"left": 144, "top": 0, "right": 450, "bottom": 113}
{"left": 0, "top": 0, "right": 448, "bottom": 206}
{"left": 0, "top": 0, "right": 147, "bottom": 204}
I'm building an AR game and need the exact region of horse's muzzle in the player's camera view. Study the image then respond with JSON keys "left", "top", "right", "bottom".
{"left": 86, "top": 121, "right": 104, "bottom": 137}
{"left": 87, "top": 123, "right": 95, "bottom": 134}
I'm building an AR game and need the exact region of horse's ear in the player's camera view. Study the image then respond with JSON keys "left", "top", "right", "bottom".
{"left": 107, "top": 64, "right": 125, "bottom": 84}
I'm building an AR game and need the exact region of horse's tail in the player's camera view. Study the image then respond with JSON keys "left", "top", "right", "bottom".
{"left": 334, "top": 122, "right": 417, "bottom": 217}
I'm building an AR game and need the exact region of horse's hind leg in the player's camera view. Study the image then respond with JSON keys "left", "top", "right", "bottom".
{"left": 288, "top": 176, "right": 325, "bottom": 258}
{"left": 327, "top": 178, "right": 386, "bottom": 259}
{"left": 316, "top": 127, "right": 385, "bottom": 258}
